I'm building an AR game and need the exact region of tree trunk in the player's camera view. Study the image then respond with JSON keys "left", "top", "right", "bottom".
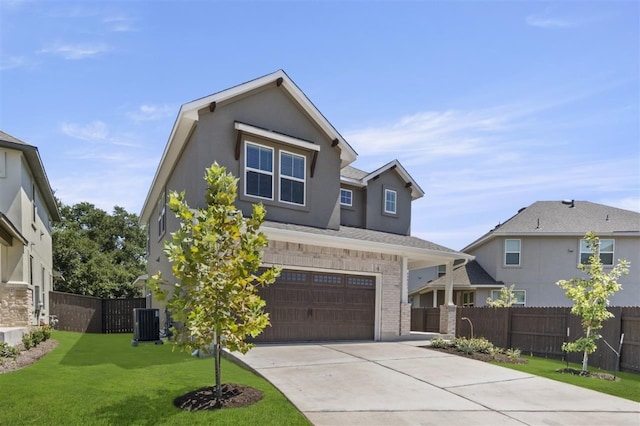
{"left": 214, "top": 333, "right": 222, "bottom": 406}
{"left": 582, "top": 326, "right": 591, "bottom": 372}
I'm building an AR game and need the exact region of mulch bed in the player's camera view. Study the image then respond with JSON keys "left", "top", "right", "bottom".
{"left": 556, "top": 367, "right": 619, "bottom": 381}
{"left": 174, "top": 383, "right": 264, "bottom": 411}
{"left": 0, "top": 339, "right": 58, "bottom": 374}
{"left": 426, "top": 346, "right": 528, "bottom": 364}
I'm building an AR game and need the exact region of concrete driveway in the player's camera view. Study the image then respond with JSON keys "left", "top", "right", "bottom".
{"left": 228, "top": 340, "right": 640, "bottom": 425}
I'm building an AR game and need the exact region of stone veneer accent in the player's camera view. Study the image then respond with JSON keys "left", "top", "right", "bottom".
{"left": 263, "top": 240, "right": 406, "bottom": 340}
{"left": 439, "top": 304, "right": 457, "bottom": 335}
{"left": 0, "top": 285, "right": 32, "bottom": 327}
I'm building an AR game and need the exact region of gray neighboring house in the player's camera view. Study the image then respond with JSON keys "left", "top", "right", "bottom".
{"left": 459, "top": 201, "right": 640, "bottom": 307}
{"left": 0, "top": 131, "right": 60, "bottom": 345}
{"left": 139, "top": 70, "right": 472, "bottom": 340}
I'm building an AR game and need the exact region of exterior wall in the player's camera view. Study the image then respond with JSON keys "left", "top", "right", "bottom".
{"left": 0, "top": 285, "right": 32, "bottom": 327}
{"left": 469, "top": 235, "right": 640, "bottom": 307}
{"left": 169, "top": 85, "right": 342, "bottom": 230}
{"left": 364, "top": 169, "right": 412, "bottom": 236}
{"left": 0, "top": 148, "right": 53, "bottom": 326}
{"left": 263, "top": 240, "right": 406, "bottom": 340}
{"left": 339, "top": 184, "right": 365, "bottom": 228}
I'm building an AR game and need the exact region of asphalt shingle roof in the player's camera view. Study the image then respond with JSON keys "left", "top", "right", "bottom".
{"left": 340, "top": 165, "right": 368, "bottom": 180}
{"left": 428, "top": 260, "right": 502, "bottom": 287}
{"left": 262, "top": 220, "right": 460, "bottom": 254}
{"left": 464, "top": 201, "right": 640, "bottom": 251}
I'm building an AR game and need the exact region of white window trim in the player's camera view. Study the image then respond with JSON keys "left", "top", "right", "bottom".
{"left": 278, "top": 149, "right": 306, "bottom": 206}
{"left": 157, "top": 190, "right": 166, "bottom": 238}
{"left": 235, "top": 122, "right": 320, "bottom": 152}
{"left": 245, "top": 141, "right": 274, "bottom": 201}
{"left": 384, "top": 188, "right": 397, "bottom": 214}
{"left": 579, "top": 238, "right": 615, "bottom": 266}
{"left": 504, "top": 239, "right": 521, "bottom": 266}
{"left": 340, "top": 188, "right": 353, "bottom": 206}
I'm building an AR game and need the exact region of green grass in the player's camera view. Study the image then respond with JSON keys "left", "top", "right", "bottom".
{"left": 495, "top": 355, "right": 640, "bottom": 403}
{"left": 0, "top": 331, "right": 310, "bottom": 425}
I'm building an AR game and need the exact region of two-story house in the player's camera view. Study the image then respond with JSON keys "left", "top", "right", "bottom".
{"left": 0, "top": 131, "right": 60, "bottom": 345}
{"left": 460, "top": 201, "right": 639, "bottom": 307}
{"left": 139, "top": 70, "right": 472, "bottom": 341}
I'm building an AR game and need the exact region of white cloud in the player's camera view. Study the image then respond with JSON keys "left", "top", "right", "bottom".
{"left": 103, "top": 16, "right": 138, "bottom": 32}
{"left": 38, "top": 42, "right": 110, "bottom": 59}
{"left": 128, "top": 104, "right": 174, "bottom": 122}
{"left": 61, "top": 121, "right": 109, "bottom": 142}
{"left": 0, "top": 55, "right": 27, "bottom": 70}
{"left": 526, "top": 15, "right": 577, "bottom": 29}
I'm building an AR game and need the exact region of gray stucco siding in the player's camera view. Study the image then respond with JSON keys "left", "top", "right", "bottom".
{"left": 165, "top": 85, "right": 342, "bottom": 230}
{"left": 339, "top": 184, "right": 365, "bottom": 228}
{"left": 364, "top": 169, "right": 412, "bottom": 236}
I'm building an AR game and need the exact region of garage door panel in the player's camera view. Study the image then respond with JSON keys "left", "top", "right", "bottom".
{"left": 254, "top": 270, "right": 375, "bottom": 342}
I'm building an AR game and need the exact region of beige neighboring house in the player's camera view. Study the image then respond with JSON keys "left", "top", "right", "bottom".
{"left": 0, "top": 131, "right": 60, "bottom": 345}
{"left": 139, "top": 70, "right": 473, "bottom": 340}
{"left": 462, "top": 201, "right": 640, "bottom": 307}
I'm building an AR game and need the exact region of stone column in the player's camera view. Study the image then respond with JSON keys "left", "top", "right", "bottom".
{"left": 439, "top": 304, "right": 457, "bottom": 335}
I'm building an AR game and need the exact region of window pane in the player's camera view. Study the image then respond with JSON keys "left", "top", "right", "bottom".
{"left": 505, "top": 239, "right": 520, "bottom": 252}
{"left": 292, "top": 156, "right": 304, "bottom": 178}
{"left": 514, "top": 291, "right": 525, "bottom": 304}
{"left": 247, "top": 171, "right": 272, "bottom": 198}
{"left": 580, "top": 253, "right": 591, "bottom": 264}
{"left": 600, "top": 253, "right": 613, "bottom": 265}
{"left": 600, "top": 239, "right": 614, "bottom": 252}
{"left": 247, "top": 144, "right": 272, "bottom": 172}
{"left": 281, "top": 178, "right": 304, "bottom": 204}
{"left": 385, "top": 190, "right": 397, "bottom": 213}
{"left": 505, "top": 253, "right": 520, "bottom": 265}
{"left": 281, "top": 153, "right": 293, "bottom": 176}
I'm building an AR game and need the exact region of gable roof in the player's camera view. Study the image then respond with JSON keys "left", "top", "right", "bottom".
{"left": 409, "top": 260, "right": 502, "bottom": 295}
{"left": 0, "top": 131, "right": 60, "bottom": 221}
{"left": 140, "top": 70, "right": 358, "bottom": 224}
{"left": 463, "top": 201, "right": 640, "bottom": 252}
{"left": 340, "top": 160, "right": 425, "bottom": 200}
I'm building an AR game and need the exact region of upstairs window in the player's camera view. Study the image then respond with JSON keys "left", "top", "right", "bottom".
{"left": 279, "top": 151, "right": 305, "bottom": 205}
{"left": 504, "top": 239, "right": 521, "bottom": 266}
{"left": 245, "top": 143, "right": 274, "bottom": 200}
{"left": 437, "top": 265, "right": 446, "bottom": 278}
{"left": 157, "top": 191, "right": 166, "bottom": 237}
{"left": 340, "top": 188, "right": 353, "bottom": 206}
{"left": 580, "top": 238, "right": 615, "bottom": 266}
{"left": 384, "top": 189, "right": 397, "bottom": 214}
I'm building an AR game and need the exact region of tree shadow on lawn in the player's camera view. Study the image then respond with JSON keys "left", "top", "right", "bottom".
{"left": 91, "top": 388, "right": 186, "bottom": 425}
{"left": 59, "top": 332, "right": 187, "bottom": 369}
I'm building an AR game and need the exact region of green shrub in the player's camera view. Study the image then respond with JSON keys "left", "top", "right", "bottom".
{"left": 453, "top": 337, "right": 495, "bottom": 355}
{"left": 21, "top": 326, "right": 51, "bottom": 351}
{"left": 430, "top": 337, "right": 452, "bottom": 349}
{"left": 0, "top": 341, "right": 20, "bottom": 359}
{"left": 506, "top": 348, "right": 521, "bottom": 360}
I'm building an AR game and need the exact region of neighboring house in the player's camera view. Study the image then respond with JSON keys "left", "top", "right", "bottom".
{"left": 459, "top": 201, "right": 640, "bottom": 307}
{"left": 139, "top": 70, "right": 472, "bottom": 340}
{"left": 0, "top": 131, "right": 60, "bottom": 344}
{"left": 409, "top": 260, "right": 503, "bottom": 308}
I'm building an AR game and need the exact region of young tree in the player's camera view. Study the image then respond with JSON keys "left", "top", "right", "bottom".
{"left": 486, "top": 284, "right": 518, "bottom": 307}
{"left": 150, "top": 162, "right": 281, "bottom": 406}
{"left": 556, "top": 231, "right": 629, "bottom": 372}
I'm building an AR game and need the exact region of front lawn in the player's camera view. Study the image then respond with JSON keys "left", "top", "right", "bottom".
{"left": 0, "top": 331, "right": 310, "bottom": 425}
{"left": 496, "top": 355, "right": 640, "bottom": 403}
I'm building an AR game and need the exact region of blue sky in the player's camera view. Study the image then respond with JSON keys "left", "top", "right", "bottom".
{"left": 1, "top": 1, "right": 638, "bottom": 250}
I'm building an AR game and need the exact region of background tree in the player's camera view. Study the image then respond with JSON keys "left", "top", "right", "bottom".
{"left": 486, "top": 284, "right": 518, "bottom": 307}
{"left": 53, "top": 201, "right": 146, "bottom": 298}
{"left": 150, "top": 162, "right": 281, "bottom": 407}
{"left": 557, "top": 231, "right": 629, "bottom": 372}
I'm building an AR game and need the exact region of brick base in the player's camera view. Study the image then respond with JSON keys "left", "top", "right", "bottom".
{"left": 439, "top": 305, "right": 456, "bottom": 335}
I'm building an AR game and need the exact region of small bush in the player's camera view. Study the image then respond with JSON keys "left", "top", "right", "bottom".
{"left": 21, "top": 326, "right": 51, "bottom": 350}
{"left": 453, "top": 337, "right": 495, "bottom": 355}
{"left": 506, "top": 348, "right": 521, "bottom": 360}
{"left": 0, "top": 341, "right": 20, "bottom": 359}
{"left": 430, "top": 337, "right": 452, "bottom": 349}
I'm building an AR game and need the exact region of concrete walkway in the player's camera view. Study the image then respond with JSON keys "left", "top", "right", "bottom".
{"left": 228, "top": 340, "right": 640, "bottom": 425}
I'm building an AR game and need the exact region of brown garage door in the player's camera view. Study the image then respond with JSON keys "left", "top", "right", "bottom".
{"left": 254, "top": 270, "right": 376, "bottom": 342}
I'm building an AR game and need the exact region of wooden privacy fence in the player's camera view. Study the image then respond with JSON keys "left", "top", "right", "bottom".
{"left": 410, "top": 307, "right": 440, "bottom": 332}
{"left": 49, "top": 291, "right": 146, "bottom": 333}
{"left": 454, "top": 306, "right": 640, "bottom": 374}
